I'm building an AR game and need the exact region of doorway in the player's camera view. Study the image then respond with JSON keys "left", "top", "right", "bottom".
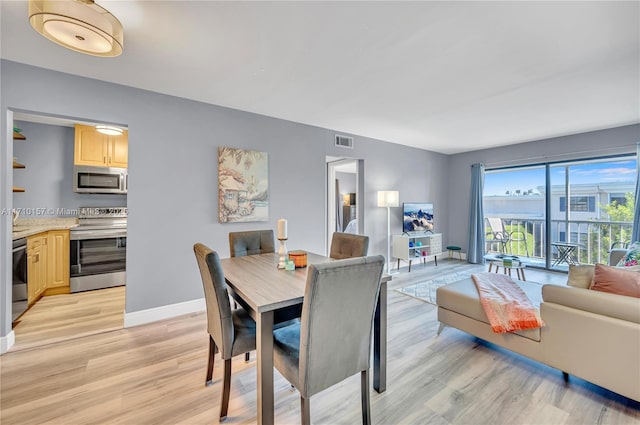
{"left": 326, "top": 157, "right": 364, "bottom": 255}
{"left": 7, "top": 110, "right": 127, "bottom": 351}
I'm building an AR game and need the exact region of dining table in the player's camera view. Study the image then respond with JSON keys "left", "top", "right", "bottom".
{"left": 220, "top": 251, "right": 390, "bottom": 425}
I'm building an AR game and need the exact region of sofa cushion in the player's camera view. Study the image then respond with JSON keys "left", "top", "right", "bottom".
{"left": 567, "top": 264, "right": 595, "bottom": 289}
{"left": 436, "top": 277, "right": 542, "bottom": 342}
{"left": 542, "top": 283, "right": 640, "bottom": 323}
{"left": 616, "top": 241, "right": 640, "bottom": 267}
{"left": 590, "top": 264, "right": 640, "bottom": 298}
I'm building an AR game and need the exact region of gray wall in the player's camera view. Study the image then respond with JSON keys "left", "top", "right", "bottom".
{"left": 12, "top": 121, "right": 127, "bottom": 216}
{"left": 336, "top": 171, "right": 356, "bottom": 195}
{"left": 0, "top": 60, "right": 449, "bottom": 339}
{"left": 446, "top": 124, "right": 640, "bottom": 252}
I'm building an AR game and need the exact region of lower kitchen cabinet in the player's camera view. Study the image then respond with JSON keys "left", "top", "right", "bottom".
{"left": 27, "top": 233, "right": 47, "bottom": 306}
{"left": 27, "top": 229, "right": 71, "bottom": 305}
{"left": 46, "top": 230, "right": 70, "bottom": 294}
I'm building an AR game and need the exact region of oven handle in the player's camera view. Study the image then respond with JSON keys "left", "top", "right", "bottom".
{"left": 71, "top": 230, "right": 127, "bottom": 240}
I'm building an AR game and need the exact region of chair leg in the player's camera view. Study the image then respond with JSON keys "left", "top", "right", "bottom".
{"left": 245, "top": 352, "right": 250, "bottom": 362}
{"left": 300, "top": 396, "right": 311, "bottom": 425}
{"left": 361, "top": 369, "right": 371, "bottom": 425}
{"left": 206, "top": 336, "right": 215, "bottom": 386}
{"left": 220, "top": 358, "right": 232, "bottom": 421}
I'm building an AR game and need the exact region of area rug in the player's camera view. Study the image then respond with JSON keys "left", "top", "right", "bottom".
{"left": 396, "top": 271, "right": 474, "bottom": 304}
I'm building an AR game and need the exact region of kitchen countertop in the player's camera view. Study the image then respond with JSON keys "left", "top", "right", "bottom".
{"left": 12, "top": 217, "right": 79, "bottom": 240}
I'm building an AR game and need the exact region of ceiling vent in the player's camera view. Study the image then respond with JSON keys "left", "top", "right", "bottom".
{"left": 335, "top": 134, "right": 354, "bottom": 149}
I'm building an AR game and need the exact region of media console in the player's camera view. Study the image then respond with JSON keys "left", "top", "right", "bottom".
{"left": 392, "top": 232, "right": 442, "bottom": 272}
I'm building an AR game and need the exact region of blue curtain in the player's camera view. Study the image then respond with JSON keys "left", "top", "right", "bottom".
{"left": 632, "top": 143, "right": 640, "bottom": 243}
{"left": 467, "top": 163, "right": 485, "bottom": 263}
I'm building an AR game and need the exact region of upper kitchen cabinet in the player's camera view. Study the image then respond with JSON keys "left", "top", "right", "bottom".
{"left": 74, "top": 124, "right": 128, "bottom": 168}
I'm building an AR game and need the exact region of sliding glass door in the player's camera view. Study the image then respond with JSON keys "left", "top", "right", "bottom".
{"left": 484, "top": 166, "right": 547, "bottom": 267}
{"left": 484, "top": 155, "right": 637, "bottom": 271}
{"left": 548, "top": 157, "right": 636, "bottom": 270}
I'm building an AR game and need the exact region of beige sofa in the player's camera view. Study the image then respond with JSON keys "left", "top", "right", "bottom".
{"left": 436, "top": 249, "right": 640, "bottom": 402}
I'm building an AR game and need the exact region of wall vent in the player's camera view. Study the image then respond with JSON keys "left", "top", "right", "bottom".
{"left": 335, "top": 134, "right": 354, "bottom": 149}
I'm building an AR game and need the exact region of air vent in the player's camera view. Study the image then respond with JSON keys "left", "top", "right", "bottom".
{"left": 335, "top": 134, "right": 354, "bottom": 149}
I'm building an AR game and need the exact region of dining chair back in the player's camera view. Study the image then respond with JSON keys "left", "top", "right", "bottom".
{"left": 272, "top": 255, "right": 385, "bottom": 425}
{"left": 229, "top": 229, "right": 301, "bottom": 353}
{"left": 229, "top": 230, "right": 275, "bottom": 257}
{"left": 193, "top": 243, "right": 256, "bottom": 421}
{"left": 329, "top": 232, "right": 369, "bottom": 259}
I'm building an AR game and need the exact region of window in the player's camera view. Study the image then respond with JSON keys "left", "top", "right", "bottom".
{"left": 484, "top": 153, "right": 637, "bottom": 270}
{"left": 610, "top": 193, "right": 628, "bottom": 207}
{"left": 559, "top": 196, "right": 595, "bottom": 212}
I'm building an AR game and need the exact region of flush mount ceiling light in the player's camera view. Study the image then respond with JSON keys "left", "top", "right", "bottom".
{"left": 96, "top": 125, "right": 124, "bottom": 136}
{"left": 28, "top": 0, "right": 123, "bottom": 57}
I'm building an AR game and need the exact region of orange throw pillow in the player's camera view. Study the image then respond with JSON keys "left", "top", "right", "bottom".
{"left": 590, "top": 264, "right": 640, "bottom": 298}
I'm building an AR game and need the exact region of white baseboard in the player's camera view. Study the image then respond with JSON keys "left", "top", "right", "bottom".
{"left": 123, "top": 297, "right": 206, "bottom": 328}
{"left": 0, "top": 330, "right": 15, "bottom": 354}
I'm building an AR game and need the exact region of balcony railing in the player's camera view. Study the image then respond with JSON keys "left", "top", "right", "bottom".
{"left": 486, "top": 217, "right": 633, "bottom": 267}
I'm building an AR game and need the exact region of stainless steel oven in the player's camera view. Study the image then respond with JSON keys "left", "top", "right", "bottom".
{"left": 70, "top": 207, "right": 127, "bottom": 293}
{"left": 12, "top": 238, "right": 28, "bottom": 321}
{"left": 73, "top": 165, "right": 127, "bottom": 194}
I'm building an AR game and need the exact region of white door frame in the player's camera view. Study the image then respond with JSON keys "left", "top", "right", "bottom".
{"left": 326, "top": 157, "right": 364, "bottom": 255}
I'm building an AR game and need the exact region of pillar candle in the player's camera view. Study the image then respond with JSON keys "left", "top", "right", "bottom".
{"left": 277, "top": 218, "right": 288, "bottom": 239}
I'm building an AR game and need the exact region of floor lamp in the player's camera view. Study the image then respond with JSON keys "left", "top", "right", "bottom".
{"left": 377, "top": 190, "right": 399, "bottom": 274}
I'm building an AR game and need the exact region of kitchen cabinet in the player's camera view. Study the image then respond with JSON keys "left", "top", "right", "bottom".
{"left": 46, "top": 230, "right": 70, "bottom": 293}
{"left": 27, "top": 233, "right": 47, "bottom": 306}
{"left": 27, "top": 230, "right": 71, "bottom": 304}
{"left": 74, "top": 124, "right": 128, "bottom": 168}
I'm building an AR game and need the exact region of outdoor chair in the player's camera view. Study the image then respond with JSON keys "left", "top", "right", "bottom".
{"left": 486, "top": 217, "right": 529, "bottom": 257}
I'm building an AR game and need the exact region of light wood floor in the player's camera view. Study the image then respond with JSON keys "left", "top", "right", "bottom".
{"left": 1, "top": 260, "right": 638, "bottom": 424}
{"left": 10, "top": 286, "right": 125, "bottom": 352}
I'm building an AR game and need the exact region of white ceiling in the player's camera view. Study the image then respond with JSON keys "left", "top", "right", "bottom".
{"left": 2, "top": 1, "right": 638, "bottom": 154}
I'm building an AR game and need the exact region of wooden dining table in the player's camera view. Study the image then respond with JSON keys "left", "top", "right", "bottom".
{"left": 220, "top": 251, "right": 390, "bottom": 425}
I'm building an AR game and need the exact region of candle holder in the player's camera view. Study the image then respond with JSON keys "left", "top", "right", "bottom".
{"left": 277, "top": 238, "right": 288, "bottom": 269}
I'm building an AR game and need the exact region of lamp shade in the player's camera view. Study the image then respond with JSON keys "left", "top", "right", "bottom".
{"left": 377, "top": 191, "right": 399, "bottom": 208}
{"left": 29, "top": 0, "right": 123, "bottom": 57}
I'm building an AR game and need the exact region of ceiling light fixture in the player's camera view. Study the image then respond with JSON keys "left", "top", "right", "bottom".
{"left": 28, "top": 0, "right": 123, "bottom": 57}
{"left": 96, "top": 125, "right": 124, "bottom": 136}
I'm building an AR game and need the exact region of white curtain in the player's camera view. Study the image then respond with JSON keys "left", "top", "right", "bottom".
{"left": 467, "top": 163, "right": 486, "bottom": 264}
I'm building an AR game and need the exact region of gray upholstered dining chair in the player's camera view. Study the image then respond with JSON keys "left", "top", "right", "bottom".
{"left": 329, "top": 232, "right": 369, "bottom": 259}
{"left": 229, "top": 229, "right": 275, "bottom": 257}
{"left": 272, "top": 255, "right": 385, "bottom": 425}
{"left": 193, "top": 243, "right": 256, "bottom": 422}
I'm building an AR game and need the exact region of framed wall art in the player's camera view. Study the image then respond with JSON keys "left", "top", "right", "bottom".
{"left": 218, "top": 147, "right": 269, "bottom": 222}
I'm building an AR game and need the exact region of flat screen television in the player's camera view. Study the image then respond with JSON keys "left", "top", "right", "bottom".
{"left": 403, "top": 202, "right": 434, "bottom": 233}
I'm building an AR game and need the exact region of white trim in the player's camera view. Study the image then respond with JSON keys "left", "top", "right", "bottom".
{"left": 123, "top": 298, "right": 206, "bottom": 328}
{"left": 1, "top": 330, "right": 15, "bottom": 354}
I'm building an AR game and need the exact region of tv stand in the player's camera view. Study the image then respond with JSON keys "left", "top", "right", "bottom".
{"left": 392, "top": 233, "right": 442, "bottom": 272}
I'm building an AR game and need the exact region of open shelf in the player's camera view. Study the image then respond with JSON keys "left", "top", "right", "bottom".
{"left": 13, "top": 187, "right": 25, "bottom": 193}
{"left": 13, "top": 160, "right": 25, "bottom": 169}
{"left": 13, "top": 131, "right": 26, "bottom": 140}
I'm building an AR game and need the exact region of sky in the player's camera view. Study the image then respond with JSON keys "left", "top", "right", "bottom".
{"left": 484, "top": 158, "right": 637, "bottom": 196}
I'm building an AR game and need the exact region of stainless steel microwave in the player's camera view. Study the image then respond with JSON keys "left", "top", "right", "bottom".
{"left": 73, "top": 166, "right": 127, "bottom": 194}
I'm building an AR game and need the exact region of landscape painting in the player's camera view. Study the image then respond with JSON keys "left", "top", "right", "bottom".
{"left": 218, "top": 147, "right": 269, "bottom": 222}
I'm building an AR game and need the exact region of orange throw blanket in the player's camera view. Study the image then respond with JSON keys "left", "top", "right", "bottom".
{"left": 471, "top": 272, "right": 545, "bottom": 333}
